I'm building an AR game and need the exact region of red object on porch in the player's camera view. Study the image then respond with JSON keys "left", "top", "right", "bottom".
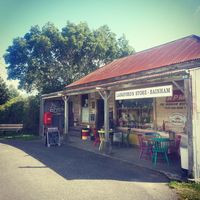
{"left": 43, "top": 112, "right": 52, "bottom": 125}
{"left": 82, "top": 129, "right": 89, "bottom": 140}
{"left": 137, "top": 134, "right": 152, "bottom": 160}
{"left": 93, "top": 128, "right": 100, "bottom": 146}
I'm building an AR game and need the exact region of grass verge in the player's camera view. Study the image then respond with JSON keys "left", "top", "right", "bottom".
{"left": 169, "top": 181, "right": 200, "bottom": 200}
{"left": 0, "top": 133, "right": 40, "bottom": 141}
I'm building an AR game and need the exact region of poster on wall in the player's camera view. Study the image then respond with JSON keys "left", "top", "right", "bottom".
{"left": 169, "top": 113, "right": 186, "bottom": 127}
{"left": 45, "top": 100, "right": 64, "bottom": 114}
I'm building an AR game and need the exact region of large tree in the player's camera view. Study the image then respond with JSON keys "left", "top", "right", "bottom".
{"left": 4, "top": 22, "right": 134, "bottom": 94}
{"left": 0, "top": 77, "right": 10, "bottom": 105}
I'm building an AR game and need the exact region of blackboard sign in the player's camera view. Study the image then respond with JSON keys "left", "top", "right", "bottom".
{"left": 46, "top": 127, "right": 61, "bottom": 147}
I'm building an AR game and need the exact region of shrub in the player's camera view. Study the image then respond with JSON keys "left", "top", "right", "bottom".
{"left": 23, "top": 96, "right": 40, "bottom": 134}
{"left": 0, "top": 95, "right": 40, "bottom": 135}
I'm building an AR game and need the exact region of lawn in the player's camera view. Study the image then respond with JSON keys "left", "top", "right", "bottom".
{"left": 0, "top": 132, "right": 40, "bottom": 141}
{"left": 169, "top": 181, "right": 200, "bottom": 200}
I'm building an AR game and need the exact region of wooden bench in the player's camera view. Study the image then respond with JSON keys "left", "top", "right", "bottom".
{"left": 0, "top": 124, "right": 23, "bottom": 133}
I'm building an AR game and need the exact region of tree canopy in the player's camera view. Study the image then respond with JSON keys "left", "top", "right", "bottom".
{"left": 0, "top": 77, "right": 10, "bottom": 105}
{"left": 4, "top": 21, "right": 134, "bottom": 94}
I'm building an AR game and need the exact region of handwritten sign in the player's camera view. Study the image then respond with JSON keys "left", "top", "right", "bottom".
{"left": 115, "top": 85, "right": 173, "bottom": 100}
{"left": 46, "top": 127, "right": 61, "bottom": 147}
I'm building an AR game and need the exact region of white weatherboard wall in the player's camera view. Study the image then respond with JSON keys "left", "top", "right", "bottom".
{"left": 190, "top": 68, "right": 200, "bottom": 181}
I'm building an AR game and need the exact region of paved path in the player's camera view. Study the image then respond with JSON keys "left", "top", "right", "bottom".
{"left": 0, "top": 140, "right": 177, "bottom": 200}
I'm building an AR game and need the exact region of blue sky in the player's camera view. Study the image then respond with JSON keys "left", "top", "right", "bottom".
{"left": 0, "top": 0, "right": 200, "bottom": 87}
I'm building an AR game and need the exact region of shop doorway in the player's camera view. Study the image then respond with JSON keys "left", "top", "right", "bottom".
{"left": 69, "top": 101, "right": 74, "bottom": 127}
{"left": 97, "top": 99, "right": 104, "bottom": 129}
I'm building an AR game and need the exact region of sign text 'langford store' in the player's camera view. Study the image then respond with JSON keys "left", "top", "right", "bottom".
{"left": 115, "top": 85, "right": 173, "bottom": 100}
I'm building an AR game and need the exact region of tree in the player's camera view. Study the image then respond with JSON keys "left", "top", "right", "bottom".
{"left": 4, "top": 22, "right": 134, "bottom": 94}
{"left": 0, "top": 77, "right": 10, "bottom": 105}
{"left": 8, "top": 85, "right": 20, "bottom": 99}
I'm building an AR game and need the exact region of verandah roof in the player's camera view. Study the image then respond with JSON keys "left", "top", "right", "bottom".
{"left": 66, "top": 35, "right": 200, "bottom": 90}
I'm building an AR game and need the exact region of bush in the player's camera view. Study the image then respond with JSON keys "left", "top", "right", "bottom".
{"left": 23, "top": 96, "right": 40, "bottom": 134}
{"left": 0, "top": 96, "right": 25, "bottom": 123}
{"left": 0, "top": 95, "right": 40, "bottom": 135}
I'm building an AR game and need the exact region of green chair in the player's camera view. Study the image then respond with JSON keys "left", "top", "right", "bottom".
{"left": 151, "top": 138, "right": 170, "bottom": 166}
{"left": 122, "top": 132, "right": 130, "bottom": 147}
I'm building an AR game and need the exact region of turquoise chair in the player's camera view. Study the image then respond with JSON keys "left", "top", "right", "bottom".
{"left": 151, "top": 138, "right": 170, "bottom": 166}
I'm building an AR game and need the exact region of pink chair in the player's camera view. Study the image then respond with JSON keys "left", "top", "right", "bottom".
{"left": 137, "top": 134, "right": 152, "bottom": 160}
{"left": 169, "top": 135, "right": 181, "bottom": 158}
{"left": 93, "top": 129, "right": 100, "bottom": 146}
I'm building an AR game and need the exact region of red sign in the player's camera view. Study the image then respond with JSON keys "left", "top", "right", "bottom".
{"left": 166, "top": 90, "right": 185, "bottom": 102}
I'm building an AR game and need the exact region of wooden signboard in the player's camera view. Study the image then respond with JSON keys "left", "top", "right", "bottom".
{"left": 46, "top": 127, "right": 61, "bottom": 147}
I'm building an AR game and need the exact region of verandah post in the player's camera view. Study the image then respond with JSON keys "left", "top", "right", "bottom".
{"left": 63, "top": 95, "right": 69, "bottom": 141}
{"left": 184, "top": 77, "right": 194, "bottom": 178}
{"left": 39, "top": 98, "right": 45, "bottom": 136}
{"left": 98, "top": 89, "right": 112, "bottom": 154}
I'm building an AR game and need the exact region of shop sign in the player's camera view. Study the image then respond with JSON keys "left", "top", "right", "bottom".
{"left": 115, "top": 85, "right": 173, "bottom": 100}
{"left": 166, "top": 90, "right": 185, "bottom": 102}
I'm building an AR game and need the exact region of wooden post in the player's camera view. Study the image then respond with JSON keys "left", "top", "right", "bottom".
{"left": 104, "top": 90, "right": 110, "bottom": 142}
{"left": 184, "top": 77, "right": 194, "bottom": 178}
{"left": 98, "top": 90, "right": 112, "bottom": 154}
{"left": 63, "top": 96, "right": 69, "bottom": 141}
{"left": 39, "top": 98, "right": 45, "bottom": 136}
{"left": 153, "top": 98, "right": 157, "bottom": 130}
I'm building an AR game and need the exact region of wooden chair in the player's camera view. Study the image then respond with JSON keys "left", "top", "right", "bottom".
{"left": 113, "top": 132, "right": 123, "bottom": 147}
{"left": 168, "top": 135, "right": 182, "bottom": 159}
{"left": 137, "top": 134, "right": 152, "bottom": 160}
{"left": 93, "top": 128, "right": 100, "bottom": 146}
{"left": 151, "top": 138, "right": 170, "bottom": 166}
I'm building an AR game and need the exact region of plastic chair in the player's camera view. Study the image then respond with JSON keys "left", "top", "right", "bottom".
{"left": 93, "top": 128, "right": 100, "bottom": 146}
{"left": 145, "top": 132, "right": 160, "bottom": 137}
{"left": 151, "top": 138, "right": 170, "bottom": 166}
{"left": 113, "top": 132, "right": 123, "bottom": 147}
{"left": 137, "top": 134, "right": 152, "bottom": 160}
{"left": 122, "top": 132, "right": 130, "bottom": 147}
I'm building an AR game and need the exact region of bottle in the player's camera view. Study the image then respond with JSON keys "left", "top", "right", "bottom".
{"left": 162, "top": 120, "right": 165, "bottom": 131}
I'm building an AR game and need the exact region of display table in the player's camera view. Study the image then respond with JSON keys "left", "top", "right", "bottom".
{"left": 116, "top": 127, "right": 171, "bottom": 146}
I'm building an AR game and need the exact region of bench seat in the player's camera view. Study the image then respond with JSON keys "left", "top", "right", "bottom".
{"left": 0, "top": 124, "right": 23, "bottom": 132}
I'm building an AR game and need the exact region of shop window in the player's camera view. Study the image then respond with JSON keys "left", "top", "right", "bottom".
{"left": 81, "top": 94, "right": 89, "bottom": 123}
{"left": 117, "top": 98, "right": 153, "bottom": 129}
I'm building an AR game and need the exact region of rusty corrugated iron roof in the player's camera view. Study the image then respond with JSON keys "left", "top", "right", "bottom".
{"left": 66, "top": 35, "right": 200, "bottom": 88}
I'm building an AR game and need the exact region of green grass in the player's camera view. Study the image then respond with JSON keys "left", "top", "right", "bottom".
{"left": 0, "top": 133, "right": 40, "bottom": 141}
{"left": 169, "top": 181, "right": 200, "bottom": 200}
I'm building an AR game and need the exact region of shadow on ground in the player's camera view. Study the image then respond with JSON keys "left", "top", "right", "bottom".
{"left": 0, "top": 140, "right": 170, "bottom": 183}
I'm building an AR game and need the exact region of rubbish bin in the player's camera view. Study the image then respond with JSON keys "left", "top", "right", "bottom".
{"left": 81, "top": 128, "right": 89, "bottom": 140}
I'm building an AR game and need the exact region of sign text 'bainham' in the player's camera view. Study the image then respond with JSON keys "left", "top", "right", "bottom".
{"left": 115, "top": 85, "right": 173, "bottom": 100}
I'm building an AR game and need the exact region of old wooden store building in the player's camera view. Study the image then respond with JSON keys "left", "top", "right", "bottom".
{"left": 40, "top": 35, "right": 200, "bottom": 181}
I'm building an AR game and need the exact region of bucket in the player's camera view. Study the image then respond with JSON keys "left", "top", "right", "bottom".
{"left": 82, "top": 129, "right": 89, "bottom": 140}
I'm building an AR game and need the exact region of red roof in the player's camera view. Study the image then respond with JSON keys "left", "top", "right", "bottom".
{"left": 67, "top": 35, "right": 200, "bottom": 88}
